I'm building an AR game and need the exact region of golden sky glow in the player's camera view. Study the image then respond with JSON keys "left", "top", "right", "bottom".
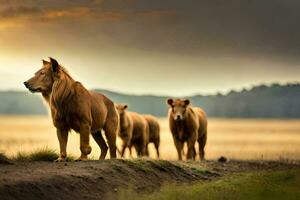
{"left": 0, "top": 0, "right": 299, "bottom": 95}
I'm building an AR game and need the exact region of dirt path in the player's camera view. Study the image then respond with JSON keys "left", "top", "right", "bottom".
{"left": 0, "top": 159, "right": 299, "bottom": 200}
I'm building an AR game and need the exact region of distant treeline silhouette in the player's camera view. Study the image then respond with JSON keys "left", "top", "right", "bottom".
{"left": 0, "top": 83, "right": 299, "bottom": 118}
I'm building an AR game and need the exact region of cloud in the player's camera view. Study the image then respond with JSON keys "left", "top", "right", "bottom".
{"left": 1, "top": 0, "right": 300, "bottom": 62}
{"left": 0, "top": 2, "right": 178, "bottom": 29}
{"left": 0, "top": 19, "right": 23, "bottom": 29}
{"left": 0, "top": 6, "right": 41, "bottom": 29}
{"left": 41, "top": 7, "right": 92, "bottom": 20}
{"left": 0, "top": 5, "right": 41, "bottom": 18}
{"left": 135, "top": 10, "right": 178, "bottom": 23}
{"left": 1, "top": 0, "right": 300, "bottom": 95}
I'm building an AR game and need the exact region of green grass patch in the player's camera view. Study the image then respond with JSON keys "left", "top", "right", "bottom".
{"left": 117, "top": 169, "right": 300, "bottom": 200}
{"left": 12, "top": 147, "right": 75, "bottom": 162}
{"left": 122, "top": 158, "right": 153, "bottom": 173}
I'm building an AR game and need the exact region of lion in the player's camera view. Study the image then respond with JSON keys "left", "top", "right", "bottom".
{"left": 116, "top": 104, "right": 148, "bottom": 157}
{"left": 167, "top": 98, "right": 207, "bottom": 160}
{"left": 143, "top": 115, "right": 160, "bottom": 158}
{"left": 24, "top": 57, "right": 119, "bottom": 161}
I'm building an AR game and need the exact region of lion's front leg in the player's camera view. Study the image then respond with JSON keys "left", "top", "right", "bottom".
{"left": 173, "top": 135, "right": 184, "bottom": 161}
{"left": 55, "top": 128, "right": 69, "bottom": 162}
{"left": 77, "top": 123, "right": 92, "bottom": 161}
{"left": 186, "top": 132, "right": 197, "bottom": 160}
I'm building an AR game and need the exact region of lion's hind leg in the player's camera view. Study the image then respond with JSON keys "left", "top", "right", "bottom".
{"left": 92, "top": 130, "right": 108, "bottom": 160}
{"left": 198, "top": 132, "right": 207, "bottom": 161}
{"left": 104, "top": 120, "right": 118, "bottom": 159}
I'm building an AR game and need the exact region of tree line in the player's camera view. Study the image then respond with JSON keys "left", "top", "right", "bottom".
{"left": 0, "top": 83, "right": 299, "bottom": 118}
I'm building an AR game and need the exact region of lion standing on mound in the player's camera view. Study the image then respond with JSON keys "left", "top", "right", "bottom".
{"left": 24, "top": 58, "right": 119, "bottom": 161}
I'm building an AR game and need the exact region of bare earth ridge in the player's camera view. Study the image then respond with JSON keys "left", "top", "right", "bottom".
{"left": 0, "top": 159, "right": 299, "bottom": 200}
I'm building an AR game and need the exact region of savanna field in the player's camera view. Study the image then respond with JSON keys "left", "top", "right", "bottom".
{"left": 1, "top": 115, "right": 300, "bottom": 200}
{"left": 1, "top": 115, "right": 299, "bottom": 161}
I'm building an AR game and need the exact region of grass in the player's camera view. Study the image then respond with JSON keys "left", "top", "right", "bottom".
{"left": 11, "top": 147, "right": 75, "bottom": 162}
{"left": 0, "top": 152, "right": 12, "bottom": 164}
{"left": 117, "top": 169, "right": 300, "bottom": 200}
{"left": 1, "top": 117, "right": 300, "bottom": 160}
{"left": 124, "top": 159, "right": 151, "bottom": 172}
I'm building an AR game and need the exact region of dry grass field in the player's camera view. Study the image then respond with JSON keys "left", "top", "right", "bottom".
{"left": 0, "top": 116, "right": 299, "bottom": 161}
{"left": 1, "top": 115, "right": 300, "bottom": 200}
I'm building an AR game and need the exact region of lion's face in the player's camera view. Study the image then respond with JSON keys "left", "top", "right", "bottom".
{"left": 24, "top": 58, "right": 59, "bottom": 94}
{"left": 167, "top": 98, "right": 190, "bottom": 121}
{"left": 116, "top": 104, "right": 128, "bottom": 116}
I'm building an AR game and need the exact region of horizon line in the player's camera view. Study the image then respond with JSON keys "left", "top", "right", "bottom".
{"left": 1, "top": 81, "right": 299, "bottom": 97}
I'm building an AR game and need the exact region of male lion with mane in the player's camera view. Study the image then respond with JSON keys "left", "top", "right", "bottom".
{"left": 24, "top": 57, "right": 119, "bottom": 161}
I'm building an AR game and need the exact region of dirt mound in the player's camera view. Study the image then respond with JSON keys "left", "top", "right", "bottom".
{"left": 0, "top": 159, "right": 219, "bottom": 200}
{"left": 0, "top": 159, "right": 299, "bottom": 200}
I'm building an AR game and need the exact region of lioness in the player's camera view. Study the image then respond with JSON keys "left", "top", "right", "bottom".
{"left": 116, "top": 104, "right": 148, "bottom": 157}
{"left": 144, "top": 115, "right": 160, "bottom": 158}
{"left": 24, "top": 58, "right": 119, "bottom": 161}
{"left": 167, "top": 98, "right": 207, "bottom": 160}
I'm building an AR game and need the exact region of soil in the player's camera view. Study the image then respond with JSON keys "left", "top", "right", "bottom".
{"left": 0, "top": 159, "right": 299, "bottom": 200}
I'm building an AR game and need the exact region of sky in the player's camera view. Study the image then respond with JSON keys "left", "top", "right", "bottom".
{"left": 0, "top": 0, "right": 300, "bottom": 96}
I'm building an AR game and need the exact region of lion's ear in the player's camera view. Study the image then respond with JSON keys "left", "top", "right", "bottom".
{"left": 184, "top": 99, "right": 190, "bottom": 106}
{"left": 49, "top": 57, "right": 59, "bottom": 73}
{"left": 167, "top": 98, "right": 174, "bottom": 106}
{"left": 123, "top": 104, "right": 128, "bottom": 109}
{"left": 42, "top": 59, "right": 50, "bottom": 65}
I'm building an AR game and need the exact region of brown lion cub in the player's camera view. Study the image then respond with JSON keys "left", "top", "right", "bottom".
{"left": 24, "top": 58, "right": 119, "bottom": 161}
{"left": 116, "top": 104, "right": 148, "bottom": 157}
{"left": 144, "top": 115, "right": 160, "bottom": 158}
{"left": 167, "top": 98, "right": 207, "bottom": 161}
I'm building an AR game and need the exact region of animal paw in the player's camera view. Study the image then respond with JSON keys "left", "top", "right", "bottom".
{"left": 54, "top": 157, "right": 66, "bottom": 162}
{"left": 75, "top": 157, "right": 88, "bottom": 162}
